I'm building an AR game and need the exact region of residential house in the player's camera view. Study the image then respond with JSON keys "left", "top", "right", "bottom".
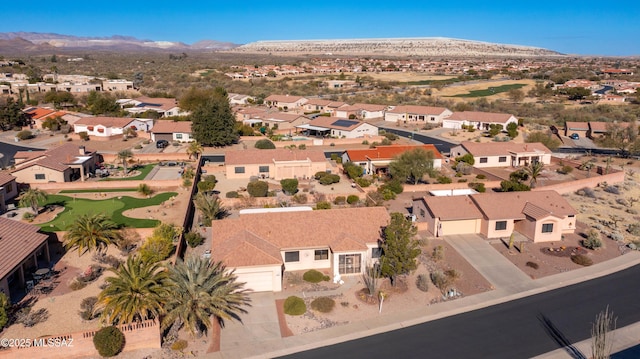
{"left": 210, "top": 207, "right": 390, "bottom": 292}
{"left": 102, "top": 79, "right": 134, "bottom": 92}
{"left": 588, "top": 121, "right": 630, "bottom": 138}
{"left": 228, "top": 93, "right": 255, "bottom": 105}
{"left": 295, "top": 117, "right": 379, "bottom": 138}
{"left": 412, "top": 190, "right": 577, "bottom": 242}
{"left": 0, "top": 217, "right": 50, "bottom": 302}
{"left": 303, "top": 99, "right": 333, "bottom": 113}
{"left": 384, "top": 105, "right": 452, "bottom": 124}
{"left": 23, "top": 107, "right": 68, "bottom": 129}
{"left": 150, "top": 120, "right": 193, "bottom": 143}
{"left": 564, "top": 121, "right": 590, "bottom": 138}
{"left": 73, "top": 116, "right": 153, "bottom": 139}
{"left": 119, "top": 97, "right": 188, "bottom": 117}
{"left": 600, "top": 94, "right": 626, "bottom": 103}
{"left": 442, "top": 111, "right": 518, "bottom": 130}
{"left": 0, "top": 172, "right": 18, "bottom": 213}
{"left": 341, "top": 144, "right": 443, "bottom": 175}
{"left": 248, "top": 113, "right": 311, "bottom": 132}
{"left": 225, "top": 148, "right": 328, "bottom": 180}
{"left": 12, "top": 144, "right": 98, "bottom": 183}
{"left": 234, "top": 107, "right": 269, "bottom": 122}
{"left": 334, "top": 103, "right": 387, "bottom": 120}
{"left": 449, "top": 141, "right": 552, "bottom": 168}
{"left": 264, "top": 95, "right": 308, "bottom": 110}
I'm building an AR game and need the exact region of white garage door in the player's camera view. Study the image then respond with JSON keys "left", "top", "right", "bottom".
{"left": 237, "top": 272, "right": 274, "bottom": 292}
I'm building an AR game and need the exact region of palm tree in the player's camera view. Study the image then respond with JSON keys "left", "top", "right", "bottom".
{"left": 117, "top": 149, "right": 133, "bottom": 176}
{"left": 525, "top": 161, "right": 544, "bottom": 188}
{"left": 163, "top": 256, "right": 251, "bottom": 337}
{"left": 186, "top": 141, "right": 203, "bottom": 160}
{"left": 194, "top": 193, "right": 228, "bottom": 226}
{"left": 64, "top": 213, "right": 122, "bottom": 255}
{"left": 18, "top": 188, "right": 48, "bottom": 215}
{"left": 97, "top": 255, "right": 170, "bottom": 325}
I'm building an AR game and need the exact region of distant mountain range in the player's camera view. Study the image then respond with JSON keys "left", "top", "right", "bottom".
{"left": 0, "top": 32, "right": 564, "bottom": 57}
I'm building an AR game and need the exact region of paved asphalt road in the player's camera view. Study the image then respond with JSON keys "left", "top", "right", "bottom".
{"left": 379, "top": 126, "right": 457, "bottom": 154}
{"left": 280, "top": 264, "right": 640, "bottom": 359}
{"left": 0, "top": 141, "right": 39, "bottom": 167}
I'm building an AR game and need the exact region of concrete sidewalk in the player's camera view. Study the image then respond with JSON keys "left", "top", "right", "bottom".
{"left": 211, "top": 250, "right": 640, "bottom": 359}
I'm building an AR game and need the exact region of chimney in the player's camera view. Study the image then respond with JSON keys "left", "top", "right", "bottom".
{"left": 79, "top": 146, "right": 86, "bottom": 155}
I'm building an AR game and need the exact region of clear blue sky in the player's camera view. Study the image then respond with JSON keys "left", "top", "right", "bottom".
{"left": 4, "top": 1, "right": 639, "bottom": 56}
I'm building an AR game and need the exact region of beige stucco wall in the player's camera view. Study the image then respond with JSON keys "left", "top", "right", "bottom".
{"left": 12, "top": 165, "right": 69, "bottom": 184}
{"left": 483, "top": 219, "right": 516, "bottom": 239}
{"left": 226, "top": 161, "right": 327, "bottom": 180}
{"left": 234, "top": 264, "right": 283, "bottom": 292}
{"left": 282, "top": 248, "right": 331, "bottom": 272}
{"left": 518, "top": 216, "right": 562, "bottom": 242}
{"left": 439, "top": 219, "right": 481, "bottom": 236}
{"left": 329, "top": 123, "right": 379, "bottom": 139}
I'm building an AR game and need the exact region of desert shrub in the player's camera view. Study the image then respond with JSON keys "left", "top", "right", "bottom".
{"left": 134, "top": 144, "right": 143, "bottom": 150}
{"left": 315, "top": 201, "right": 331, "bottom": 210}
{"left": 616, "top": 198, "right": 628, "bottom": 206}
{"left": 583, "top": 230, "right": 603, "bottom": 250}
{"left": 525, "top": 261, "right": 539, "bottom": 270}
{"left": 78, "top": 131, "right": 89, "bottom": 141}
{"left": 226, "top": 191, "right": 239, "bottom": 198}
{"left": 432, "top": 245, "right": 445, "bottom": 261}
{"left": 458, "top": 179, "right": 468, "bottom": 183}
{"left": 416, "top": 274, "right": 429, "bottom": 292}
{"left": 94, "top": 254, "right": 123, "bottom": 269}
{"left": 283, "top": 296, "right": 306, "bottom": 316}
{"left": 16, "top": 307, "right": 49, "bottom": 327}
{"left": 571, "top": 254, "right": 593, "bottom": 266}
{"left": 69, "top": 279, "right": 88, "bottom": 291}
{"left": 292, "top": 193, "right": 308, "bottom": 204}
{"left": 430, "top": 271, "right": 448, "bottom": 292}
{"left": 468, "top": 182, "right": 486, "bottom": 193}
{"left": 456, "top": 153, "right": 475, "bottom": 165}
{"left": 185, "top": 232, "right": 204, "bottom": 248}
{"left": 247, "top": 180, "right": 269, "bottom": 197}
{"left": 603, "top": 186, "right": 620, "bottom": 195}
{"left": 22, "top": 212, "right": 35, "bottom": 221}
{"left": 333, "top": 196, "right": 346, "bottom": 205}
{"left": 16, "top": 130, "right": 34, "bottom": 140}
{"left": 437, "top": 176, "right": 452, "bottom": 184}
{"left": 500, "top": 180, "right": 530, "bottom": 192}
{"left": 610, "top": 231, "right": 624, "bottom": 242}
{"left": 456, "top": 162, "right": 473, "bottom": 175}
{"left": 576, "top": 187, "right": 596, "bottom": 198}
{"left": 380, "top": 179, "right": 404, "bottom": 194}
{"left": 354, "top": 177, "right": 371, "bottom": 187}
{"left": 628, "top": 223, "right": 640, "bottom": 236}
{"left": 319, "top": 174, "right": 341, "bottom": 185}
{"left": 311, "top": 297, "right": 335, "bottom": 313}
{"left": 347, "top": 195, "right": 359, "bottom": 205}
{"left": 93, "top": 326, "right": 125, "bottom": 357}
{"left": 383, "top": 132, "right": 399, "bottom": 141}
{"left": 556, "top": 165, "right": 574, "bottom": 175}
{"left": 378, "top": 188, "right": 396, "bottom": 201}
{"left": 80, "top": 297, "right": 99, "bottom": 320}
{"left": 137, "top": 183, "right": 154, "bottom": 196}
{"left": 342, "top": 162, "right": 364, "bottom": 179}
{"left": 280, "top": 178, "right": 299, "bottom": 195}
{"left": 303, "top": 269, "right": 326, "bottom": 283}
{"left": 475, "top": 174, "right": 486, "bottom": 179}
{"left": 0, "top": 295, "right": 8, "bottom": 330}
{"left": 171, "top": 339, "right": 188, "bottom": 351}
{"left": 77, "top": 265, "right": 104, "bottom": 283}
{"left": 509, "top": 169, "right": 529, "bottom": 182}
{"left": 254, "top": 139, "right": 276, "bottom": 149}
{"left": 139, "top": 236, "right": 174, "bottom": 263}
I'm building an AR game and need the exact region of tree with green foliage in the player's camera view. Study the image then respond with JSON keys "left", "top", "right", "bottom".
{"left": 488, "top": 124, "right": 503, "bottom": 137}
{"left": 64, "top": 213, "right": 122, "bottom": 255}
{"left": 179, "top": 87, "right": 226, "bottom": 112}
{"left": 247, "top": 180, "right": 269, "bottom": 197}
{"left": 0, "top": 292, "right": 9, "bottom": 330}
{"left": 500, "top": 180, "right": 531, "bottom": 192}
{"left": 254, "top": 139, "right": 276, "bottom": 149}
{"left": 380, "top": 213, "right": 421, "bottom": 286}
{"left": 280, "top": 178, "right": 298, "bottom": 195}
{"left": 117, "top": 149, "right": 133, "bottom": 176}
{"left": 97, "top": 255, "right": 170, "bottom": 324}
{"left": 525, "top": 161, "right": 544, "bottom": 188}
{"left": 506, "top": 122, "right": 519, "bottom": 138}
{"left": 389, "top": 148, "right": 436, "bottom": 185}
{"left": 525, "top": 131, "right": 561, "bottom": 151}
{"left": 342, "top": 162, "right": 364, "bottom": 179}
{"left": 93, "top": 326, "right": 125, "bottom": 357}
{"left": 194, "top": 192, "right": 228, "bottom": 226}
{"left": 18, "top": 188, "right": 48, "bottom": 215}
{"left": 597, "top": 121, "right": 639, "bottom": 155}
{"left": 86, "top": 91, "right": 120, "bottom": 115}
{"left": 44, "top": 91, "right": 76, "bottom": 109}
{"left": 139, "top": 223, "right": 178, "bottom": 263}
{"left": 186, "top": 140, "right": 203, "bottom": 160}
{"left": 163, "top": 256, "right": 251, "bottom": 337}
{"left": 190, "top": 90, "right": 238, "bottom": 147}
{"left": 455, "top": 153, "right": 475, "bottom": 166}
{"left": 0, "top": 97, "right": 29, "bottom": 130}
{"left": 42, "top": 116, "right": 68, "bottom": 134}
{"left": 197, "top": 175, "right": 217, "bottom": 193}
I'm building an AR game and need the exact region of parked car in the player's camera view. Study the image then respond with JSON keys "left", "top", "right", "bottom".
{"left": 570, "top": 133, "right": 579, "bottom": 140}
{"left": 156, "top": 139, "right": 169, "bottom": 148}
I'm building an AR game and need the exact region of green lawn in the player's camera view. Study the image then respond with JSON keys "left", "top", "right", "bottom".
{"left": 449, "top": 83, "right": 527, "bottom": 98}
{"left": 99, "top": 164, "right": 156, "bottom": 181}
{"left": 39, "top": 192, "right": 177, "bottom": 232}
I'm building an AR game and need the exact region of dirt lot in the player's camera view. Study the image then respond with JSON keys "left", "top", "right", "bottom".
{"left": 433, "top": 79, "right": 538, "bottom": 101}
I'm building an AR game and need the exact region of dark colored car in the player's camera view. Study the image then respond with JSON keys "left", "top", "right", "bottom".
{"left": 570, "top": 133, "right": 579, "bottom": 140}
{"left": 156, "top": 140, "right": 169, "bottom": 148}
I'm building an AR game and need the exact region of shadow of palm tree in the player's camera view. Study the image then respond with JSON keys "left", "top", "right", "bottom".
{"left": 538, "top": 313, "right": 587, "bottom": 359}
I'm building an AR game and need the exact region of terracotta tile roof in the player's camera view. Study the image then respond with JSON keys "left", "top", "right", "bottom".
{"left": 74, "top": 116, "right": 135, "bottom": 128}
{"left": 25, "top": 108, "right": 55, "bottom": 120}
{"left": 522, "top": 202, "right": 559, "bottom": 220}
{"left": 224, "top": 148, "right": 327, "bottom": 165}
{"left": 565, "top": 121, "right": 589, "bottom": 131}
{"left": 470, "top": 191, "right": 576, "bottom": 220}
{"left": 344, "top": 145, "right": 443, "bottom": 162}
{"left": 305, "top": 99, "right": 332, "bottom": 106}
{"left": 211, "top": 207, "right": 390, "bottom": 267}
{"left": 386, "top": 105, "right": 450, "bottom": 116}
{"left": 151, "top": 120, "right": 192, "bottom": 134}
{"left": 0, "top": 171, "right": 16, "bottom": 186}
{"left": 13, "top": 143, "right": 95, "bottom": 173}
{"left": 0, "top": 217, "right": 49, "bottom": 280}
{"left": 448, "top": 111, "right": 516, "bottom": 124}
{"left": 264, "top": 95, "right": 307, "bottom": 103}
{"left": 417, "top": 196, "right": 484, "bottom": 220}
{"left": 457, "top": 141, "right": 551, "bottom": 157}
{"left": 352, "top": 103, "right": 387, "bottom": 112}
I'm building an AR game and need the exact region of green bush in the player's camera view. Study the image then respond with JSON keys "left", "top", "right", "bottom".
{"left": 0, "top": 292, "right": 9, "bottom": 330}
{"left": 456, "top": 153, "right": 475, "bottom": 165}
{"left": 355, "top": 177, "right": 371, "bottom": 187}
{"left": 583, "top": 230, "right": 603, "bottom": 250}
{"left": 292, "top": 193, "right": 308, "bottom": 204}
{"left": 437, "top": 176, "right": 452, "bottom": 184}
{"left": 468, "top": 182, "right": 486, "bottom": 193}
{"left": 16, "top": 130, "right": 34, "bottom": 140}
{"left": 319, "top": 174, "right": 340, "bottom": 185}
{"left": 311, "top": 297, "right": 335, "bottom": 313}
{"left": 476, "top": 174, "right": 486, "bottom": 179}
{"left": 303, "top": 269, "right": 327, "bottom": 283}
{"left": 247, "top": 180, "right": 269, "bottom": 197}
{"left": 280, "top": 178, "right": 299, "bottom": 195}
{"left": 347, "top": 195, "right": 360, "bottom": 205}
{"left": 315, "top": 201, "right": 332, "bottom": 210}
{"left": 139, "top": 235, "right": 174, "bottom": 263}
{"left": 185, "top": 232, "right": 204, "bottom": 248}
{"left": 69, "top": 279, "right": 88, "bottom": 291}
{"left": 342, "top": 162, "right": 364, "bottom": 179}
{"left": 571, "top": 254, "right": 593, "bottom": 266}
{"left": 381, "top": 179, "right": 404, "bottom": 194}
{"left": 333, "top": 196, "right": 346, "bottom": 205}
{"left": 378, "top": 188, "right": 396, "bottom": 201}
{"left": 93, "top": 326, "right": 125, "bottom": 357}
{"left": 137, "top": 183, "right": 154, "bottom": 196}
{"left": 416, "top": 274, "right": 429, "bottom": 292}
{"left": 78, "top": 131, "right": 89, "bottom": 141}
{"left": 556, "top": 165, "right": 574, "bottom": 175}
{"left": 171, "top": 339, "right": 188, "bottom": 351}
{"left": 254, "top": 139, "right": 276, "bottom": 149}
{"left": 432, "top": 245, "right": 445, "bottom": 261}
{"left": 226, "top": 191, "right": 239, "bottom": 198}
{"left": 22, "top": 212, "right": 35, "bottom": 222}
{"left": 283, "top": 296, "right": 306, "bottom": 316}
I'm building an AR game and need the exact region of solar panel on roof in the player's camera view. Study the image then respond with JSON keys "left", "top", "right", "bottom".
{"left": 331, "top": 119, "right": 359, "bottom": 128}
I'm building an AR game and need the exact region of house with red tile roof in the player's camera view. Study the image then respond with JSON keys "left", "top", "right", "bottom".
{"left": 210, "top": 207, "right": 390, "bottom": 292}
{"left": 150, "top": 120, "right": 193, "bottom": 142}
{"left": 412, "top": 190, "right": 576, "bottom": 242}
{"left": 11, "top": 143, "right": 98, "bottom": 184}
{"left": 73, "top": 116, "right": 153, "bottom": 139}
{"left": 295, "top": 116, "right": 379, "bottom": 138}
{"left": 225, "top": 148, "right": 328, "bottom": 180}
{"left": 0, "top": 172, "right": 18, "bottom": 213}
{"left": 449, "top": 141, "right": 551, "bottom": 168}
{"left": 341, "top": 144, "right": 444, "bottom": 175}
{"left": 264, "top": 95, "right": 308, "bottom": 110}
{"left": 442, "top": 111, "right": 518, "bottom": 130}
{"left": 384, "top": 105, "right": 452, "bottom": 124}
{"left": 0, "top": 217, "right": 50, "bottom": 301}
